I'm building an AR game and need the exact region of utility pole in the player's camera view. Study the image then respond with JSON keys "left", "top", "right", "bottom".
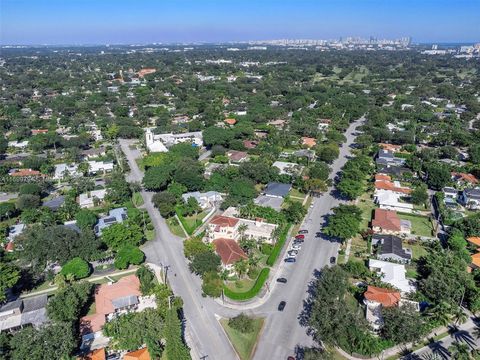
{"left": 163, "top": 264, "right": 170, "bottom": 284}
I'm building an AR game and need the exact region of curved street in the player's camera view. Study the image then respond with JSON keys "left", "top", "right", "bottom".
{"left": 119, "top": 116, "right": 364, "bottom": 360}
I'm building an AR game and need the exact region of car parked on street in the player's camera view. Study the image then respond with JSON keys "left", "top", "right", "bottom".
{"left": 298, "top": 230, "right": 309, "bottom": 234}
{"left": 284, "top": 257, "right": 296, "bottom": 263}
{"left": 292, "top": 237, "right": 304, "bottom": 243}
{"left": 287, "top": 251, "right": 298, "bottom": 258}
{"left": 278, "top": 301, "right": 286, "bottom": 311}
{"left": 330, "top": 256, "right": 336, "bottom": 264}
{"left": 276, "top": 277, "right": 287, "bottom": 283}
{"left": 295, "top": 234, "right": 305, "bottom": 239}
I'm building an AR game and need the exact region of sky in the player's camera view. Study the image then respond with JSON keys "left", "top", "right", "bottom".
{"left": 1, "top": 0, "right": 479, "bottom": 45}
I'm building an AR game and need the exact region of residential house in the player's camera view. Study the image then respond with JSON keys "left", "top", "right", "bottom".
{"left": 54, "top": 163, "right": 80, "bottom": 180}
{"left": 87, "top": 161, "right": 114, "bottom": 175}
{"left": 377, "top": 165, "right": 411, "bottom": 178}
{"left": 254, "top": 182, "right": 292, "bottom": 210}
{"left": 376, "top": 149, "right": 406, "bottom": 168}
{"left": 204, "top": 163, "right": 226, "bottom": 179}
{"left": 374, "top": 189, "right": 414, "bottom": 213}
{"left": 372, "top": 234, "right": 412, "bottom": 263}
{"left": 212, "top": 238, "right": 248, "bottom": 272}
{"left": 79, "top": 189, "right": 107, "bottom": 209}
{"left": 31, "top": 129, "right": 49, "bottom": 135}
{"left": 207, "top": 210, "right": 278, "bottom": 244}
{"left": 224, "top": 118, "right": 237, "bottom": 126}
{"left": 378, "top": 143, "right": 403, "bottom": 153}
{"left": 363, "top": 286, "right": 401, "bottom": 330}
{"left": 443, "top": 187, "right": 458, "bottom": 207}
{"left": 82, "top": 147, "right": 107, "bottom": 159}
{"left": 7, "top": 223, "right": 26, "bottom": 241}
{"left": 301, "top": 137, "right": 316, "bottom": 148}
{"left": 368, "top": 259, "right": 416, "bottom": 293}
{"left": 317, "top": 119, "right": 331, "bottom": 131}
{"left": 470, "top": 253, "right": 480, "bottom": 271}
{"left": 181, "top": 191, "right": 223, "bottom": 209}
{"left": 77, "top": 348, "right": 106, "bottom": 360}
{"left": 459, "top": 188, "right": 480, "bottom": 210}
{"left": 145, "top": 128, "right": 203, "bottom": 153}
{"left": 137, "top": 68, "right": 156, "bottom": 77}
{"left": 80, "top": 275, "right": 156, "bottom": 350}
{"left": 293, "top": 149, "right": 316, "bottom": 162}
{"left": 243, "top": 140, "right": 258, "bottom": 149}
{"left": 94, "top": 208, "right": 127, "bottom": 236}
{"left": 371, "top": 208, "right": 411, "bottom": 234}
{"left": 7, "top": 140, "right": 29, "bottom": 149}
{"left": 451, "top": 172, "right": 479, "bottom": 188}
{"left": 0, "top": 294, "right": 48, "bottom": 332}
{"left": 226, "top": 150, "right": 248, "bottom": 164}
{"left": 124, "top": 348, "right": 151, "bottom": 360}
{"left": 9, "top": 169, "right": 42, "bottom": 177}
{"left": 267, "top": 119, "right": 287, "bottom": 129}
{"left": 272, "top": 161, "right": 304, "bottom": 176}
{"left": 374, "top": 174, "right": 411, "bottom": 195}
{"left": 42, "top": 196, "right": 65, "bottom": 211}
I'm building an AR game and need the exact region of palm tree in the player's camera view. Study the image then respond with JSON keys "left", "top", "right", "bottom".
{"left": 248, "top": 254, "right": 260, "bottom": 268}
{"left": 453, "top": 306, "right": 468, "bottom": 325}
{"left": 427, "top": 302, "right": 452, "bottom": 327}
{"left": 448, "top": 342, "right": 471, "bottom": 360}
{"left": 234, "top": 259, "right": 248, "bottom": 279}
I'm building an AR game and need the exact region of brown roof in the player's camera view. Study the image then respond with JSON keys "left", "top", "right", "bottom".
{"left": 467, "top": 237, "right": 480, "bottom": 247}
{"left": 137, "top": 68, "right": 156, "bottom": 77}
{"left": 379, "top": 143, "right": 402, "bottom": 152}
{"left": 77, "top": 348, "right": 106, "bottom": 360}
{"left": 80, "top": 313, "right": 106, "bottom": 335}
{"left": 372, "top": 209, "right": 401, "bottom": 232}
{"left": 301, "top": 137, "right": 316, "bottom": 148}
{"left": 364, "top": 286, "right": 401, "bottom": 307}
{"left": 224, "top": 118, "right": 237, "bottom": 125}
{"left": 10, "top": 169, "right": 42, "bottom": 177}
{"left": 213, "top": 238, "right": 248, "bottom": 265}
{"left": 243, "top": 140, "right": 258, "bottom": 149}
{"left": 471, "top": 253, "right": 480, "bottom": 268}
{"left": 210, "top": 215, "right": 239, "bottom": 228}
{"left": 375, "top": 174, "right": 392, "bottom": 181}
{"left": 375, "top": 179, "right": 411, "bottom": 194}
{"left": 227, "top": 150, "right": 248, "bottom": 162}
{"left": 452, "top": 172, "right": 479, "bottom": 184}
{"left": 32, "top": 129, "right": 49, "bottom": 135}
{"left": 124, "top": 348, "right": 151, "bottom": 360}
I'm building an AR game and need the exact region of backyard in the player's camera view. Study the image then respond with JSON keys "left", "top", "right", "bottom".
{"left": 398, "top": 213, "right": 434, "bottom": 237}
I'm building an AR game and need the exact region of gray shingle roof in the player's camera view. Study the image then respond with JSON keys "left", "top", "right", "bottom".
{"left": 263, "top": 182, "right": 292, "bottom": 198}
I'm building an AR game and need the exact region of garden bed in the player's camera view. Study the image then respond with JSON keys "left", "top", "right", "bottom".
{"left": 220, "top": 318, "right": 264, "bottom": 360}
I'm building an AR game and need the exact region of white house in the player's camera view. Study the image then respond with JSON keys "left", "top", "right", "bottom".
{"left": 54, "top": 163, "right": 80, "bottom": 180}
{"left": 181, "top": 191, "right": 223, "bottom": 209}
{"left": 87, "top": 161, "right": 114, "bottom": 175}
{"left": 369, "top": 259, "right": 416, "bottom": 294}
{"left": 145, "top": 128, "right": 203, "bottom": 153}
{"left": 374, "top": 189, "right": 413, "bottom": 213}
{"left": 272, "top": 161, "right": 304, "bottom": 176}
{"left": 8, "top": 140, "right": 29, "bottom": 149}
{"left": 78, "top": 189, "right": 107, "bottom": 208}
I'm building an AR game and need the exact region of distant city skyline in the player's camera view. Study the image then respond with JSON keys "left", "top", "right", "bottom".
{"left": 1, "top": 0, "right": 479, "bottom": 45}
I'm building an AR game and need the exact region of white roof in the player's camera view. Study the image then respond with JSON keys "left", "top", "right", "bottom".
{"left": 374, "top": 189, "right": 413, "bottom": 210}
{"left": 369, "top": 259, "right": 415, "bottom": 293}
{"left": 272, "top": 161, "right": 304, "bottom": 175}
{"left": 87, "top": 161, "right": 114, "bottom": 173}
{"left": 78, "top": 189, "right": 107, "bottom": 207}
{"left": 54, "top": 163, "right": 79, "bottom": 179}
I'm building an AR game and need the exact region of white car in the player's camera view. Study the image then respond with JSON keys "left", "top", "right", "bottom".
{"left": 291, "top": 244, "right": 301, "bottom": 250}
{"left": 287, "top": 251, "right": 298, "bottom": 258}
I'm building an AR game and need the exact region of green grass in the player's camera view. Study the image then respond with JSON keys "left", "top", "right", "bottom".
{"left": 132, "top": 192, "right": 144, "bottom": 207}
{"left": 176, "top": 209, "right": 208, "bottom": 235}
{"left": 223, "top": 268, "right": 270, "bottom": 301}
{"left": 86, "top": 301, "right": 96, "bottom": 315}
{"left": 166, "top": 217, "right": 187, "bottom": 237}
{"left": 289, "top": 188, "right": 306, "bottom": 199}
{"left": 266, "top": 224, "right": 291, "bottom": 266}
{"left": 220, "top": 318, "right": 264, "bottom": 360}
{"left": 225, "top": 278, "right": 255, "bottom": 292}
{"left": 398, "top": 213, "right": 433, "bottom": 237}
{"left": 405, "top": 241, "right": 428, "bottom": 260}
{"left": 357, "top": 193, "right": 375, "bottom": 231}
{"left": 145, "top": 229, "right": 155, "bottom": 241}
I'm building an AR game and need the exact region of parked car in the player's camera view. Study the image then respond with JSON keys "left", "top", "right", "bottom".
{"left": 292, "top": 237, "right": 304, "bottom": 243}
{"left": 276, "top": 277, "right": 287, "bottom": 283}
{"left": 287, "top": 251, "right": 297, "bottom": 258}
{"left": 284, "top": 257, "right": 296, "bottom": 263}
{"left": 315, "top": 232, "right": 322, "bottom": 237}
{"left": 330, "top": 256, "right": 336, "bottom": 264}
{"left": 291, "top": 244, "right": 301, "bottom": 250}
{"left": 288, "top": 249, "right": 299, "bottom": 254}
{"left": 298, "top": 230, "right": 309, "bottom": 234}
{"left": 295, "top": 234, "right": 305, "bottom": 239}
{"left": 278, "top": 301, "right": 286, "bottom": 311}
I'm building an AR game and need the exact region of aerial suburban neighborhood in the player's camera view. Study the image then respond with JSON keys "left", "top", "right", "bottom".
{"left": 1, "top": 1, "right": 480, "bottom": 360}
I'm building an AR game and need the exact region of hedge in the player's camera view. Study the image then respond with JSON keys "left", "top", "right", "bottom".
{"left": 223, "top": 268, "right": 270, "bottom": 301}
{"left": 266, "top": 224, "right": 291, "bottom": 266}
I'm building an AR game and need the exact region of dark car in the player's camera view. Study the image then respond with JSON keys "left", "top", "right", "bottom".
{"left": 276, "top": 277, "right": 287, "bottom": 283}
{"left": 330, "top": 256, "right": 336, "bottom": 264}
{"left": 295, "top": 234, "right": 305, "bottom": 239}
{"left": 278, "top": 301, "right": 286, "bottom": 311}
{"left": 316, "top": 232, "right": 322, "bottom": 237}
{"left": 284, "top": 257, "right": 296, "bottom": 263}
{"left": 293, "top": 238, "right": 304, "bottom": 243}
{"left": 298, "top": 229, "right": 309, "bottom": 234}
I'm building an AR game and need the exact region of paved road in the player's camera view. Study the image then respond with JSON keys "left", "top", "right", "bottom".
{"left": 251, "top": 117, "right": 365, "bottom": 360}
{"left": 119, "top": 140, "right": 238, "bottom": 360}
{"left": 119, "top": 116, "right": 364, "bottom": 360}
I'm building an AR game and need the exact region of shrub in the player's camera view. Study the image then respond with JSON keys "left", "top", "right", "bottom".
{"left": 136, "top": 265, "right": 156, "bottom": 295}
{"left": 266, "top": 225, "right": 290, "bottom": 266}
{"left": 19, "top": 183, "right": 42, "bottom": 196}
{"left": 228, "top": 313, "right": 255, "bottom": 333}
{"left": 202, "top": 271, "right": 223, "bottom": 297}
{"left": 223, "top": 268, "right": 270, "bottom": 301}
{"left": 114, "top": 245, "right": 145, "bottom": 270}
{"left": 60, "top": 257, "right": 91, "bottom": 280}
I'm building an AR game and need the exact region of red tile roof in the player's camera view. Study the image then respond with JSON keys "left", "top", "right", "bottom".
{"left": 224, "top": 118, "right": 237, "bottom": 125}
{"left": 243, "top": 140, "right": 258, "bottom": 149}
{"left": 137, "top": 68, "right": 156, "bottom": 77}
{"left": 124, "top": 348, "right": 151, "bottom": 360}
{"left": 364, "top": 286, "right": 401, "bottom": 307}
{"left": 210, "top": 215, "right": 239, "bottom": 228}
{"left": 227, "top": 150, "right": 248, "bottom": 162}
{"left": 372, "top": 209, "right": 401, "bottom": 232}
{"left": 375, "top": 174, "right": 392, "bottom": 181}
{"left": 32, "top": 129, "right": 49, "bottom": 135}
{"left": 467, "top": 237, "right": 480, "bottom": 247}
{"left": 374, "top": 179, "right": 411, "bottom": 194}
{"left": 379, "top": 143, "right": 402, "bottom": 152}
{"left": 77, "top": 348, "right": 106, "bottom": 360}
{"left": 10, "top": 169, "right": 42, "bottom": 177}
{"left": 452, "top": 172, "right": 479, "bottom": 184}
{"left": 301, "top": 137, "right": 316, "bottom": 148}
{"left": 213, "top": 238, "right": 247, "bottom": 265}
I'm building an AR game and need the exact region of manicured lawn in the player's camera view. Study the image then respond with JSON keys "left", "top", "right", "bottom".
{"left": 405, "top": 241, "right": 428, "bottom": 260}
{"left": 220, "top": 318, "right": 264, "bottom": 360}
{"left": 178, "top": 210, "right": 208, "bottom": 235}
{"left": 349, "top": 235, "right": 369, "bottom": 261}
{"left": 398, "top": 213, "right": 433, "bottom": 237}
{"left": 356, "top": 193, "right": 375, "bottom": 231}
{"left": 225, "top": 278, "right": 255, "bottom": 292}
{"left": 289, "top": 188, "right": 306, "bottom": 200}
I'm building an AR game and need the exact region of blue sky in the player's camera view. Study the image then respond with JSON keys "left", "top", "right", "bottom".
{"left": 1, "top": 0, "right": 479, "bottom": 44}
